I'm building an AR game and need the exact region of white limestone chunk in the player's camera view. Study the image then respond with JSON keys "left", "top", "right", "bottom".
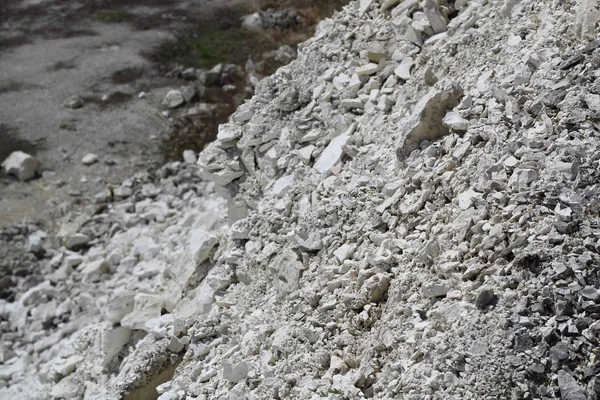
{"left": 442, "top": 111, "right": 469, "bottom": 132}
{"left": 2, "top": 151, "right": 38, "bottom": 181}
{"left": 585, "top": 94, "right": 600, "bottom": 112}
{"left": 270, "top": 175, "right": 295, "bottom": 197}
{"left": 296, "top": 145, "right": 315, "bottom": 163}
{"left": 101, "top": 327, "right": 131, "bottom": 365}
{"left": 120, "top": 293, "right": 165, "bottom": 330}
{"left": 162, "top": 90, "right": 185, "bottom": 108}
{"left": 355, "top": 63, "right": 379, "bottom": 76}
{"left": 394, "top": 57, "right": 413, "bottom": 80}
{"left": 64, "top": 233, "right": 90, "bottom": 249}
{"left": 422, "top": 283, "right": 450, "bottom": 298}
{"left": 81, "top": 153, "right": 98, "bottom": 165}
{"left": 189, "top": 229, "right": 219, "bottom": 266}
{"left": 80, "top": 259, "right": 109, "bottom": 281}
{"left": 271, "top": 248, "right": 303, "bottom": 295}
{"left": 334, "top": 244, "right": 356, "bottom": 263}
{"left": 314, "top": 123, "right": 355, "bottom": 174}
{"left": 396, "top": 84, "right": 463, "bottom": 162}
{"left": 223, "top": 361, "right": 248, "bottom": 383}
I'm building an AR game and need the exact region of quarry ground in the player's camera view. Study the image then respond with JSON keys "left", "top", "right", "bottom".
{"left": 0, "top": 0, "right": 347, "bottom": 227}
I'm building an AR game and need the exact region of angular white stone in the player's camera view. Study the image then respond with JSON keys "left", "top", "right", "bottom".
{"left": 424, "top": 0, "right": 448, "bottom": 33}
{"left": 585, "top": 94, "right": 600, "bottom": 112}
{"left": 359, "top": 0, "right": 373, "bottom": 16}
{"left": 503, "top": 156, "right": 519, "bottom": 168}
{"left": 355, "top": 63, "right": 379, "bottom": 76}
{"left": 442, "top": 111, "right": 469, "bottom": 132}
{"left": 223, "top": 361, "right": 248, "bottom": 383}
{"left": 396, "top": 84, "right": 463, "bottom": 162}
{"left": 394, "top": 57, "right": 414, "bottom": 80}
{"left": 314, "top": 124, "right": 355, "bottom": 174}
{"left": 2, "top": 151, "right": 38, "bottom": 181}
{"left": 121, "top": 293, "right": 165, "bottom": 330}
{"left": 270, "top": 175, "right": 295, "bottom": 197}
{"left": 162, "top": 90, "right": 185, "bottom": 108}
{"left": 232, "top": 107, "right": 254, "bottom": 123}
{"left": 340, "top": 99, "right": 364, "bottom": 109}
{"left": 422, "top": 283, "right": 450, "bottom": 298}
{"left": 53, "top": 355, "right": 84, "bottom": 376}
{"left": 457, "top": 188, "right": 481, "bottom": 210}
{"left": 80, "top": 259, "right": 109, "bottom": 281}
{"left": 64, "top": 233, "right": 90, "bottom": 249}
{"left": 296, "top": 145, "right": 315, "bottom": 163}
{"left": 508, "top": 168, "right": 539, "bottom": 189}
{"left": 334, "top": 244, "right": 356, "bottom": 263}
{"left": 271, "top": 248, "right": 303, "bottom": 295}
{"left": 189, "top": 229, "right": 219, "bottom": 266}
{"left": 102, "top": 327, "right": 131, "bottom": 365}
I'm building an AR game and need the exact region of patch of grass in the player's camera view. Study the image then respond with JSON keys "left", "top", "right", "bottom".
{"left": 171, "top": 27, "right": 263, "bottom": 68}
{"left": 96, "top": 9, "right": 129, "bottom": 23}
{"left": 59, "top": 123, "right": 76, "bottom": 131}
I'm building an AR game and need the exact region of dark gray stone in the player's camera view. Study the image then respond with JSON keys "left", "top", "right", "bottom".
{"left": 557, "top": 370, "right": 586, "bottom": 400}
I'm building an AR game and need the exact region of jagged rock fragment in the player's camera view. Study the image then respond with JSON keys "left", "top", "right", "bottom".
{"left": 314, "top": 124, "right": 355, "bottom": 174}
{"left": 162, "top": 90, "right": 185, "bottom": 109}
{"left": 557, "top": 370, "right": 587, "bottom": 400}
{"left": 443, "top": 111, "right": 469, "bottom": 132}
{"left": 396, "top": 83, "right": 463, "bottom": 162}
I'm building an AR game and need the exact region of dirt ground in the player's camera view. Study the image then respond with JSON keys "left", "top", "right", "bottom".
{"left": 0, "top": 0, "right": 350, "bottom": 227}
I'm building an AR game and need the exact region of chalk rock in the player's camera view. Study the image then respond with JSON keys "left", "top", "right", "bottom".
{"left": 80, "top": 259, "right": 109, "bottom": 281}
{"left": 424, "top": 0, "right": 448, "bottom": 33}
{"left": 27, "top": 234, "right": 43, "bottom": 253}
{"left": 508, "top": 168, "right": 538, "bottom": 189}
{"left": 232, "top": 107, "right": 254, "bottom": 123}
{"left": 2, "top": 151, "right": 38, "bottom": 181}
{"left": 356, "top": 273, "right": 390, "bottom": 307}
{"left": 270, "top": 175, "right": 295, "bottom": 197}
{"left": 584, "top": 93, "right": 600, "bottom": 112}
{"left": 271, "top": 248, "right": 303, "bottom": 295}
{"left": 422, "top": 283, "right": 450, "bottom": 298}
{"left": 293, "top": 229, "right": 323, "bottom": 251}
{"left": 356, "top": 63, "right": 379, "bottom": 76}
{"left": 314, "top": 124, "right": 355, "bottom": 174}
{"left": 396, "top": 84, "right": 463, "bottom": 162}
{"left": 394, "top": 57, "right": 414, "bottom": 80}
{"left": 105, "top": 292, "right": 135, "bottom": 324}
{"left": 121, "top": 293, "right": 165, "bottom": 330}
{"left": 189, "top": 230, "right": 219, "bottom": 266}
{"left": 81, "top": 153, "right": 98, "bottom": 165}
{"left": 101, "top": 327, "right": 131, "bottom": 365}
{"left": 183, "top": 150, "right": 197, "bottom": 164}
{"left": 162, "top": 90, "right": 185, "bottom": 109}
{"left": 64, "top": 233, "right": 90, "bottom": 249}
{"left": 334, "top": 244, "right": 356, "bottom": 263}
{"left": 442, "top": 111, "right": 469, "bottom": 132}
{"left": 577, "top": 0, "right": 600, "bottom": 41}
{"left": 223, "top": 361, "right": 248, "bottom": 383}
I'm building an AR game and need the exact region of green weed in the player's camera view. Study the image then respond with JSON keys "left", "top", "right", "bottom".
{"left": 96, "top": 9, "right": 129, "bottom": 23}
{"left": 59, "top": 123, "right": 76, "bottom": 131}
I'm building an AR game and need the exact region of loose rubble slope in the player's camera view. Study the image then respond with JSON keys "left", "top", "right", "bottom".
{"left": 3, "top": 0, "right": 600, "bottom": 399}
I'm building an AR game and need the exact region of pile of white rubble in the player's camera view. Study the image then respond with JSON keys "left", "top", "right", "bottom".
{"left": 3, "top": 0, "right": 600, "bottom": 399}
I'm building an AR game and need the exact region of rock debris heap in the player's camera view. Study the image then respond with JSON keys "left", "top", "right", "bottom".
{"left": 3, "top": 0, "right": 600, "bottom": 399}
